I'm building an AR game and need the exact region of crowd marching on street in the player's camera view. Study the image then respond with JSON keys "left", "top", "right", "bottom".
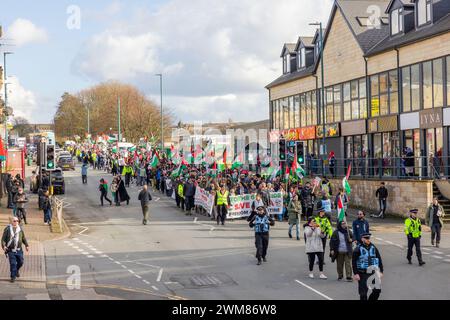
{"left": 1, "top": 141, "right": 445, "bottom": 298}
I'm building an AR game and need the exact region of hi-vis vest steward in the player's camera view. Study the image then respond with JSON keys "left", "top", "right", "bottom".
{"left": 405, "top": 217, "right": 422, "bottom": 238}
{"left": 217, "top": 191, "right": 229, "bottom": 206}
{"left": 178, "top": 184, "right": 184, "bottom": 199}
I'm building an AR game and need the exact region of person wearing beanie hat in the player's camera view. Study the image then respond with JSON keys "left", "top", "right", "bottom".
{"left": 405, "top": 209, "right": 425, "bottom": 266}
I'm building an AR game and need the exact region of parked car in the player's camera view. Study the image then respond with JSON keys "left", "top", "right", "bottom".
{"left": 58, "top": 156, "right": 75, "bottom": 171}
{"left": 49, "top": 168, "right": 65, "bottom": 194}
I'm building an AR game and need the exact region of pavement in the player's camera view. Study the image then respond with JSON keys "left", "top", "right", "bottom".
{"left": 2, "top": 164, "right": 450, "bottom": 300}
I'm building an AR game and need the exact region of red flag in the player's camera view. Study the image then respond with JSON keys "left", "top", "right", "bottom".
{"left": 212, "top": 162, "right": 217, "bottom": 170}
{"left": 223, "top": 148, "right": 227, "bottom": 168}
{"left": 346, "top": 163, "right": 352, "bottom": 180}
{"left": 291, "top": 152, "right": 298, "bottom": 173}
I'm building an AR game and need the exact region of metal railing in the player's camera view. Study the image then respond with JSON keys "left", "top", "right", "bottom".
{"left": 303, "top": 156, "right": 449, "bottom": 180}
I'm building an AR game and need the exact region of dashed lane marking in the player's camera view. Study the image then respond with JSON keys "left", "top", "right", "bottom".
{"left": 422, "top": 248, "right": 432, "bottom": 251}
{"left": 157, "top": 268, "right": 163, "bottom": 282}
{"left": 152, "top": 286, "right": 159, "bottom": 291}
{"left": 432, "top": 255, "right": 443, "bottom": 259}
{"left": 135, "top": 275, "right": 142, "bottom": 279}
{"left": 422, "top": 252, "right": 430, "bottom": 255}
{"left": 87, "top": 255, "right": 94, "bottom": 258}
{"left": 295, "top": 280, "right": 333, "bottom": 301}
{"left": 434, "top": 251, "right": 443, "bottom": 255}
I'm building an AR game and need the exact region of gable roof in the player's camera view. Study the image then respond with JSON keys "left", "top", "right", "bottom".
{"left": 294, "top": 36, "right": 315, "bottom": 51}
{"left": 280, "top": 43, "right": 296, "bottom": 57}
{"left": 385, "top": 0, "right": 414, "bottom": 13}
{"left": 365, "top": 12, "right": 450, "bottom": 56}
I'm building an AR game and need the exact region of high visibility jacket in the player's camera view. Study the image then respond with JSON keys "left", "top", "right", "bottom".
{"left": 356, "top": 244, "right": 380, "bottom": 271}
{"left": 314, "top": 216, "right": 333, "bottom": 237}
{"left": 405, "top": 217, "right": 422, "bottom": 238}
{"left": 122, "top": 166, "right": 134, "bottom": 176}
{"left": 217, "top": 191, "right": 229, "bottom": 206}
{"left": 178, "top": 184, "right": 184, "bottom": 199}
{"left": 254, "top": 215, "right": 270, "bottom": 233}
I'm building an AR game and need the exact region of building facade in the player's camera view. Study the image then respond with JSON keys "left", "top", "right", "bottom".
{"left": 266, "top": 0, "right": 450, "bottom": 179}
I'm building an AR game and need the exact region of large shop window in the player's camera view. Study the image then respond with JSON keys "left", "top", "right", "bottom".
{"left": 326, "top": 87, "right": 334, "bottom": 124}
{"left": 402, "top": 64, "right": 421, "bottom": 112}
{"left": 301, "top": 93, "right": 307, "bottom": 127}
{"left": 447, "top": 57, "right": 450, "bottom": 106}
{"left": 294, "top": 95, "right": 300, "bottom": 128}
{"left": 344, "top": 83, "right": 351, "bottom": 121}
{"left": 423, "top": 58, "right": 444, "bottom": 109}
{"left": 282, "top": 98, "right": 289, "bottom": 130}
{"left": 373, "top": 132, "right": 400, "bottom": 177}
{"left": 311, "top": 91, "right": 317, "bottom": 125}
{"left": 289, "top": 96, "right": 295, "bottom": 129}
{"left": 345, "top": 135, "right": 368, "bottom": 176}
{"left": 371, "top": 71, "right": 398, "bottom": 117}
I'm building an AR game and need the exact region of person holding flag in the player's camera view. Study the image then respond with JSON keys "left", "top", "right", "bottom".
{"left": 334, "top": 187, "right": 349, "bottom": 222}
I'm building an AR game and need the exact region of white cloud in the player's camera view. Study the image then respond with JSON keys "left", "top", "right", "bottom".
{"left": 4, "top": 77, "right": 38, "bottom": 120}
{"left": 72, "top": 0, "right": 334, "bottom": 121}
{"left": 6, "top": 18, "right": 48, "bottom": 47}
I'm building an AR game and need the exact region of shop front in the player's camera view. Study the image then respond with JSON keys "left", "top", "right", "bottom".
{"left": 368, "top": 115, "right": 400, "bottom": 177}
{"left": 316, "top": 123, "right": 341, "bottom": 175}
{"left": 341, "top": 120, "right": 368, "bottom": 176}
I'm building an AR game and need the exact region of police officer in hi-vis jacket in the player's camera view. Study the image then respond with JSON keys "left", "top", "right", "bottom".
{"left": 405, "top": 209, "right": 426, "bottom": 266}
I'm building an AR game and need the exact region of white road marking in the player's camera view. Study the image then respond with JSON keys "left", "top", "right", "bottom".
{"left": 194, "top": 217, "right": 198, "bottom": 223}
{"left": 444, "top": 259, "right": 450, "bottom": 263}
{"left": 152, "top": 286, "right": 159, "bottom": 291}
{"left": 422, "top": 248, "right": 432, "bottom": 251}
{"left": 115, "top": 261, "right": 122, "bottom": 265}
{"left": 94, "top": 251, "right": 103, "bottom": 254}
{"left": 295, "top": 280, "right": 333, "bottom": 301}
{"left": 100, "top": 255, "right": 109, "bottom": 258}
{"left": 432, "top": 255, "right": 443, "bottom": 259}
{"left": 72, "top": 238, "right": 80, "bottom": 241}
{"left": 135, "top": 275, "right": 142, "bottom": 279}
{"left": 434, "top": 251, "right": 443, "bottom": 255}
{"left": 394, "top": 244, "right": 403, "bottom": 248}
{"left": 446, "top": 255, "right": 450, "bottom": 258}
{"left": 81, "top": 252, "right": 89, "bottom": 255}
{"left": 77, "top": 249, "right": 84, "bottom": 252}
{"left": 121, "top": 265, "right": 127, "bottom": 269}
{"left": 422, "top": 252, "right": 430, "bottom": 255}
{"left": 376, "top": 237, "right": 384, "bottom": 241}
{"left": 78, "top": 227, "right": 89, "bottom": 235}
{"left": 155, "top": 198, "right": 160, "bottom": 202}
{"left": 157, "top": 268, "right": 163, "bottom": 282}
{"left": 128, "top": 270, "right": 135, "bottom": 274}
{"left": 108, "top": 257, "right": 114, "bottom": 261}
{"left": 87, "top": 255, "right": 94, "bottom": 258}
{"left": 385, "top": 241, "right": 394, "bottom": 245}
{"left": 72, "top": 246, "right": 79, "bottom": 249}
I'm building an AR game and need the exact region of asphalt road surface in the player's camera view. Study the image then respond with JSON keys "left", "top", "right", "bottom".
{"left": 44, "top": 165, "right": 450, "bottom": 300}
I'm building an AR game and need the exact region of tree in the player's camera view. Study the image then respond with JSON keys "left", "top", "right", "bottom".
{"left": 12, "top": 117, "right": 33, "bottom": 137}
{"left": 53, "top": 82, "right": 173, "bottom": 144}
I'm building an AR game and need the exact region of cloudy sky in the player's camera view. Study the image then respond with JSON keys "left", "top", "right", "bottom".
{"left": 0, "top": 0, "right": 333, "bottom": 124}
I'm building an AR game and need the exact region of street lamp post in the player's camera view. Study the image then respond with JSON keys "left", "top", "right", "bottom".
{"left": 310, "top": 22, "right": 325, "bottom": 174}
{"left": 155, "top": 74, "right": 163, "bottom": 151}
{"left": 3, "top": 52, "right": 13, "bottom": 150}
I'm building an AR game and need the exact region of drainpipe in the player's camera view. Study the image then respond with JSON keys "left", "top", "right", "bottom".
{"left": 364, "top": 56, "right": 372, "bottom": 178}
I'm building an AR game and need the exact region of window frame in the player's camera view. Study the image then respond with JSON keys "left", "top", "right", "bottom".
{"left": 416, "top": 0, "right": 432, "bottom": 28}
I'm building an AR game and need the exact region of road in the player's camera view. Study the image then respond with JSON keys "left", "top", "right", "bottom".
{"left": 43, "top": 165, "right": 450, "bottom": 300}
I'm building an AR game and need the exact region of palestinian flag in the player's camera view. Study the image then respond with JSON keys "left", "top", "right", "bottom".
{"left": 291, "top": 153, "right": 305, "bottom": 179}
{"left": 343, "top": 163, "right": 352, "bottom": 195}
{"left": 151, "top": 154, "right": 159, "bottom": 168}
{"left": 171, "top": 164, "right": 187, "bottom": 178}
{"left": 231, "top": 151, "right": 244, "bottom": 170}
{"left": 285, "top": 164, "right": 290, "bottom": 182}
{"left": 222, "top": 147, "right": 228, "bottom": 169}
{"left": 129, "top": 145, "right": 136, "bottom": 152}
{"left": 337, "top": 195, "right": 346, "bottom": 222}
{"left": 0, "top": 139, "right": 6, "bottom": 161}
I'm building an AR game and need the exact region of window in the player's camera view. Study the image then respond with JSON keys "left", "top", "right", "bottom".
{"left": 306, "top": 93, "right": 312, "bottom": 126}
{"left": 402, "top": 66, "right": 411, "bottom": 112}
{"left": 389, "top": 70, "right": 398, "bottom": 114}
{"left": 417, "top": 0, "right": 432, "bottom": 26}
{"left": 283, "top": 54, "right": 290, "bottom": 74}
{"left": 315, "top": 41, "right": 321, "bottom": 59}
{"left": 447, "top": 57, "right": 450, "bottom": 106}
{"left": 351, "top": 80, "right": 359, "bottom": 119}
{"left": 433, "top": 58, "right": 444, "bottom": 108}
{"left": 298, "top": 47, "right": 306, "bottom": 69}
{"left": 289, "top": 96, "right": 295, "bottom": 129}
{"left": 334, "top": 85, "right": 341, "bottom": 122}
{"left": 379, "top": 73, "right": 388, "bottom": 115}
{"left": 282, "top": 98, "right": 289, "bottom": 129}
{"left": 343, "top": 83, "right": 351, "bottom": 121}
{"left": 294, "top": 95, "right": 300, "bottom": 128}
{"left": 391, "top": 9, "right": 400, "bottom": 35}
{"left": 423, "top": 61, "right": 433, "bottom": 109}
{"left": 371, "top": 75, "right": 379, "bottom": 117}
{"left": 311, "top": 91, "right": 317, "bottom": 125}
{"left": 300, "top": 93, "right": 307, "bottom": 127}
{"left": 411, "top": 64, "right": 420, "bottom": 110}
{"left": 326, "top": 87, "right": 334, "bottom": 124}
{"left": 359, "top": 79, "right": 367, "bottom": 119}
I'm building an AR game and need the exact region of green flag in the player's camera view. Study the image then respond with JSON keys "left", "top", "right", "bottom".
{"left": 342, "top": 177, "right": 351, "bottom": 195}
{"left": 151, "top": 154, "right": 159, "bottom": 168}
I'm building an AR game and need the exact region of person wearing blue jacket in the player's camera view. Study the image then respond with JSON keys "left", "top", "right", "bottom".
{"left": 81, "top": 163, "right": 88, "bottom": 184}
{"left": 352, "top": 210, "right": 370, "bottom": 244}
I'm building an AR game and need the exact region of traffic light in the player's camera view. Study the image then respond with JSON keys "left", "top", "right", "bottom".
{"left": 279, "top": 138, "right": 286, "bottom": 161}
{"left": 297, "top": 141, "right": 305, "bottom": 165}
{"left": 46, "top": 144, "right": 56, "bottom": 170}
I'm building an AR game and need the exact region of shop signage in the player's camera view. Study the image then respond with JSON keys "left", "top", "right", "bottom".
{"left": 420, "top": 108, "right": 443, "bottom": 129}
{"left": 369, "top": 115, "right": 398, "bottom": 133}
{"left": 400, "top": 112, "right": 420, "bottom": 130}
{"left": 341, "top": 120, "right": 366, "bottom": 136}
{"left": 282, "top": 128, "right": 299, "bottom": 141}
{"left": 316, "top": 124, "right": 340, "bottom": 138}
{"left": 298, "top": 126, "right": 316, "bottom": 140}
{"left": 371, "top": 98, "right": 380, "bottom": 117}
{"left": 444, "top": 108, "right": 450, "bottom": 126}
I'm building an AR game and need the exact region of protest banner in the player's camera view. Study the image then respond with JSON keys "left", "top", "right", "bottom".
{"left": 194, "top": 188, "right": 214, "bottom": 215}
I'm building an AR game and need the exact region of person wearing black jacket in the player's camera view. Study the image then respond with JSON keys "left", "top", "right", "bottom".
{"left": 249, "top": 206, "right": 275, "bottom": 265}
{"left": 352, "top": 233, "right": 384, "bottom": 301}
{"left": 374, "top": 182, "right": 388, "bottom": 219}
{"left": 300, "top": 182, "right": 315, "bottom": 220}
{"left": 330, "top": 221, "right": 353, "bottom": 281}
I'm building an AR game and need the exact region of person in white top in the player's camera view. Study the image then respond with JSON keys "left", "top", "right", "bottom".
{"left": 304, "top": 217, "right": 327, "bottom": 279}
